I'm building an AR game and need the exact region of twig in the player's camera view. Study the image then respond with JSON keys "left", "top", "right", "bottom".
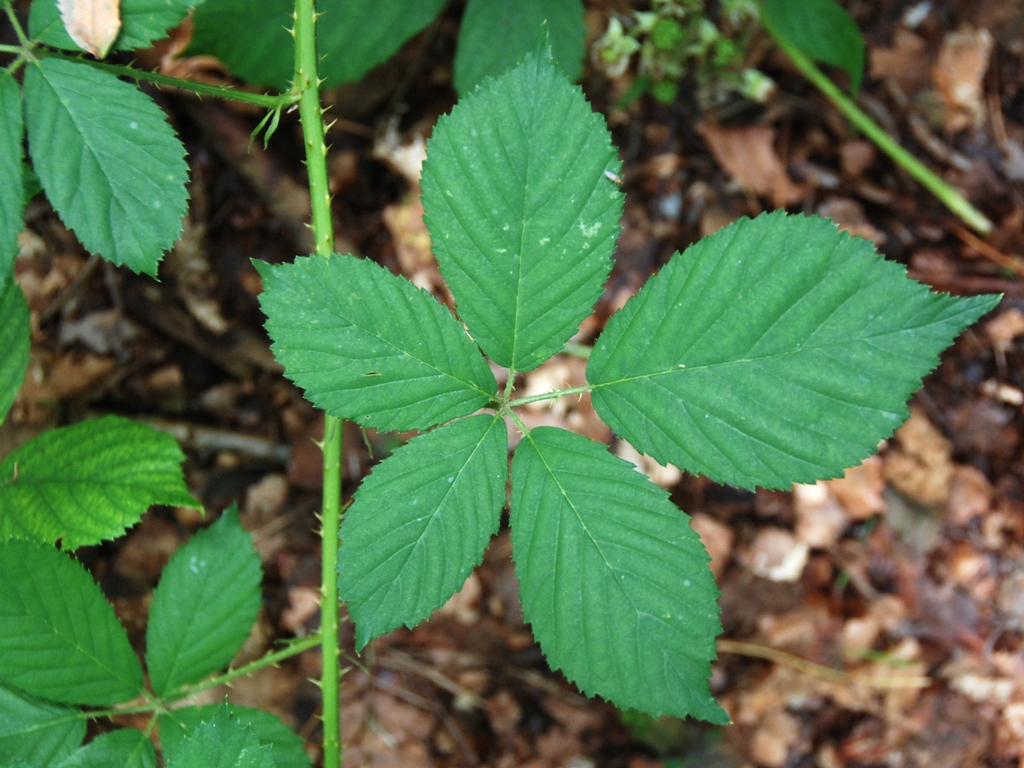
{"left": 717, "top": 639, "right": 929, "bottom": 688}
{"left": 140, "top": 417, "right": 292, "bottom": 463}
{"left": 376, "top": 651, "right": 484, "bottom": 709}
{"left": 951, "top": 225, "right": 1024, "bottom": 276}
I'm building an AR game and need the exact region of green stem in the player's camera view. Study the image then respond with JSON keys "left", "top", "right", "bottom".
{"left": 561, "top": 342, "right": 593, "bottom": 359}
{"left": 0, "top": 43, "right": 23, "bottom": 54}
{"left": 318, "top": 415, "right": 343, "bottom": 768}
{"left": 507, "top": 409, "right": 530, "bottom": 437}
{"left": 167, "top": 634, "right": 323, "bottom": 700}
{"left": 507, "top": 384, "right": 592, "bottom": 409}
{"left": 75, "top": 703, "right": 161, "bottom": 721}
{"left": 293, "top": 0, "right": 342, "bottom": 766}
{"left": 2, "top": 2, "right": 29, "bottom": 47}
{"left": 29, "top": 48, "right": 297, "bottom": 110}
{"left": 770, "top": 31, "right": 993, "bottom": 235}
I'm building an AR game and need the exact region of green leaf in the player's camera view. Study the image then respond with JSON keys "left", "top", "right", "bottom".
{"left": 0, "top": 683, "right": 85, "bottom": 765}
{"left": 146, "top": 507, "right": 262, "bottom": 699}
{"left": 0, "top": 540, "right": 144, "bottom": 706}
{"left": 23, "top": 59, "right": 189, "bottom": 275}
{"left": 588, "top": 212, "right": 1001, "bottom": 490}
{"left": 510, "top": 427, "right": 726, "bottom": 722}
{"left": 186, "top": 0, "right": 292, "bottom": 90}
{"left": 761, "top": 0, "right": 865, "bottom": 93}
{"left": 421, "top": 44, "right": 622, "bottom": 373}
{"left": 0, "top": 278, "right": 30, "bottom": 426}
{"left": 255, "top": 254, "right": 496, "bottom": 431}
{"left": 160, "top": 705, "right": 309, "bottom": 768}
{"left": 29, "top": 0, "right": 202, "bottom": 53}
{"left": 0, "top": 72, "right": 23, "bottom": 287}
{"left": 316, "top": 0, "right": 447, "bottom": 87}
{"left": 166, "top": 707, "right": 275, "bottom": 768}
{"left": 187, "top": 0, "right": 446, "bottom": 91}
{"left": 339, "top": 414, "right": 508, "bottom": 648}
{"left": 0, "top": 415, "right": 199, "bottom": 549}
{"left": 454, "top": 0, "right": 585, "bottom": 95}
{"left": 55, "top": 729, "right": 156, "bottom": 768}
{"left": 20, "top": 163, "right": 42, "bottom": 207}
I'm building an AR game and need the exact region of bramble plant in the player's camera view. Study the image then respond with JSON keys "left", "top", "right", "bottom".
{"left": 257, "top": 43, "right": 999, "bottom": 724}
{"left": 0, "top": 1, "right": 1003, "bottom": 767}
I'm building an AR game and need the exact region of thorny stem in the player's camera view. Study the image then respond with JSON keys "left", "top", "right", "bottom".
{"left": 507, "top": 385, "right": 593, "bottom": 409}
{"left": 168, "top": 634, "right": 323, "bottom": 700}
{"left": 292, "top": 0, "right": 343, "bottom": 766}
{"left": 507, "top": 409, "right": 531, "bottom": 443}
{"left": 767, "top": 26, "right": 994, "bottom": 235}
{"left": 0, "top": 0, "right": 292, "bottom": 111}
{"left": 27, "top": 48, "right": 297, "bottom": 109}
{"left": 74, "top": 635, "right": 324, "bottom": 722}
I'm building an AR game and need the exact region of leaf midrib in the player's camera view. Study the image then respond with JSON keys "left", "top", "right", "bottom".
{"left": 591, "top": 325, "right": 937, "bottom": 390}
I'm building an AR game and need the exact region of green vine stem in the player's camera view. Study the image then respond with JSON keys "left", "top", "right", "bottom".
{"left": 768, "top": 27, "right": 994, "bottom": 235}
{"left": 292, "top": 0, "right": 343, "bottom": 765}
{"left": 29, "top": 48, "right": 297, "bottom": 109}
{"left": 507, "top": 385, "right": 593, "bottom": 409}
{"left": 169, "top": 634, "right": 323, "bottom": 701}
{"left": 68, "top": 635, "right": 324, "bottom": 723}
{"left": 0, "top": 0, "right": 294, "bottom": 112}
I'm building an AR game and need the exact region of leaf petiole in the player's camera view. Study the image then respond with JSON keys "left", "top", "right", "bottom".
{"left": 163, "top": 633, "right": 323, "bottom": 701}
{"left": 29, "top": 48, "right": 299, "bottom": 110}
{"left": 507, "top": 384, "right": 592, "bottom": 409}
{"left": 2, "top": 2, "right": 30, "bottom": 48}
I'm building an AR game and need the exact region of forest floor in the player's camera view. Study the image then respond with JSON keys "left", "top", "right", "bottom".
{"left": 5, "top": 0, "right": 1024, "bottom": 766}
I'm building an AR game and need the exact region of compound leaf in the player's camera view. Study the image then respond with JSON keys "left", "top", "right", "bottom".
{"left": 0, "top": 415, "right": 199, "bottom": 549}
{"left": 30, "top": 0, "right": 201, "bottom": 53}
{"left": 0, "top": 684, "right": 84, "bottom": 765}
{"left": 511, "top": 427, "right": 726, "bottom": 721}
{"left": 0, "top": 72, "right": 23, "bottom": 287}
{"left": 588, "top": 212, "right": 1001, "bottom": 490}
{"left": 146, "top": 507, "right": 262, "bottom": 699}
{"left": 55, "top": 729, "right": 156, "bottom": 768}
{"left": 339, "top": 414, "right": 508, "bottom": 648}
{"left": 0, "top": 278, "right": 29, "bottom": 426}
{"left": 166, "top": 707, "right": 275, "bottom": 768}
{"left": 160, "top": 705, "right": 309, "bottom": 768}
{"left": 0, "top": 540, "right": 144, "bottom": 706}
{"left": 454, "top": 0, "right": 585, "bottom": 94}
{"left": 23, "top": 59, "right": 188, "bottom": 275}
{"left": 256, "top": 254, "right": 496, "bottom": 432}
{"left": 421, "top": 44, "right": 622, "bottom": 373}
{"left": 188, "top": 0, "right": 445, "bottom": 91}
{"left": 761, "top": 0, "right": 865, "bottom": 93}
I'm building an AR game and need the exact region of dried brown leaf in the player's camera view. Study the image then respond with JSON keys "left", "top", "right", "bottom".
{"left": 932, "top": 26, "right": 994, "bottom": 132}
{"left": 698, "top": 123, "right": 802, "bottom": 207}
{"left": 58, "top": 0, "right": 121, "bottom": 59}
